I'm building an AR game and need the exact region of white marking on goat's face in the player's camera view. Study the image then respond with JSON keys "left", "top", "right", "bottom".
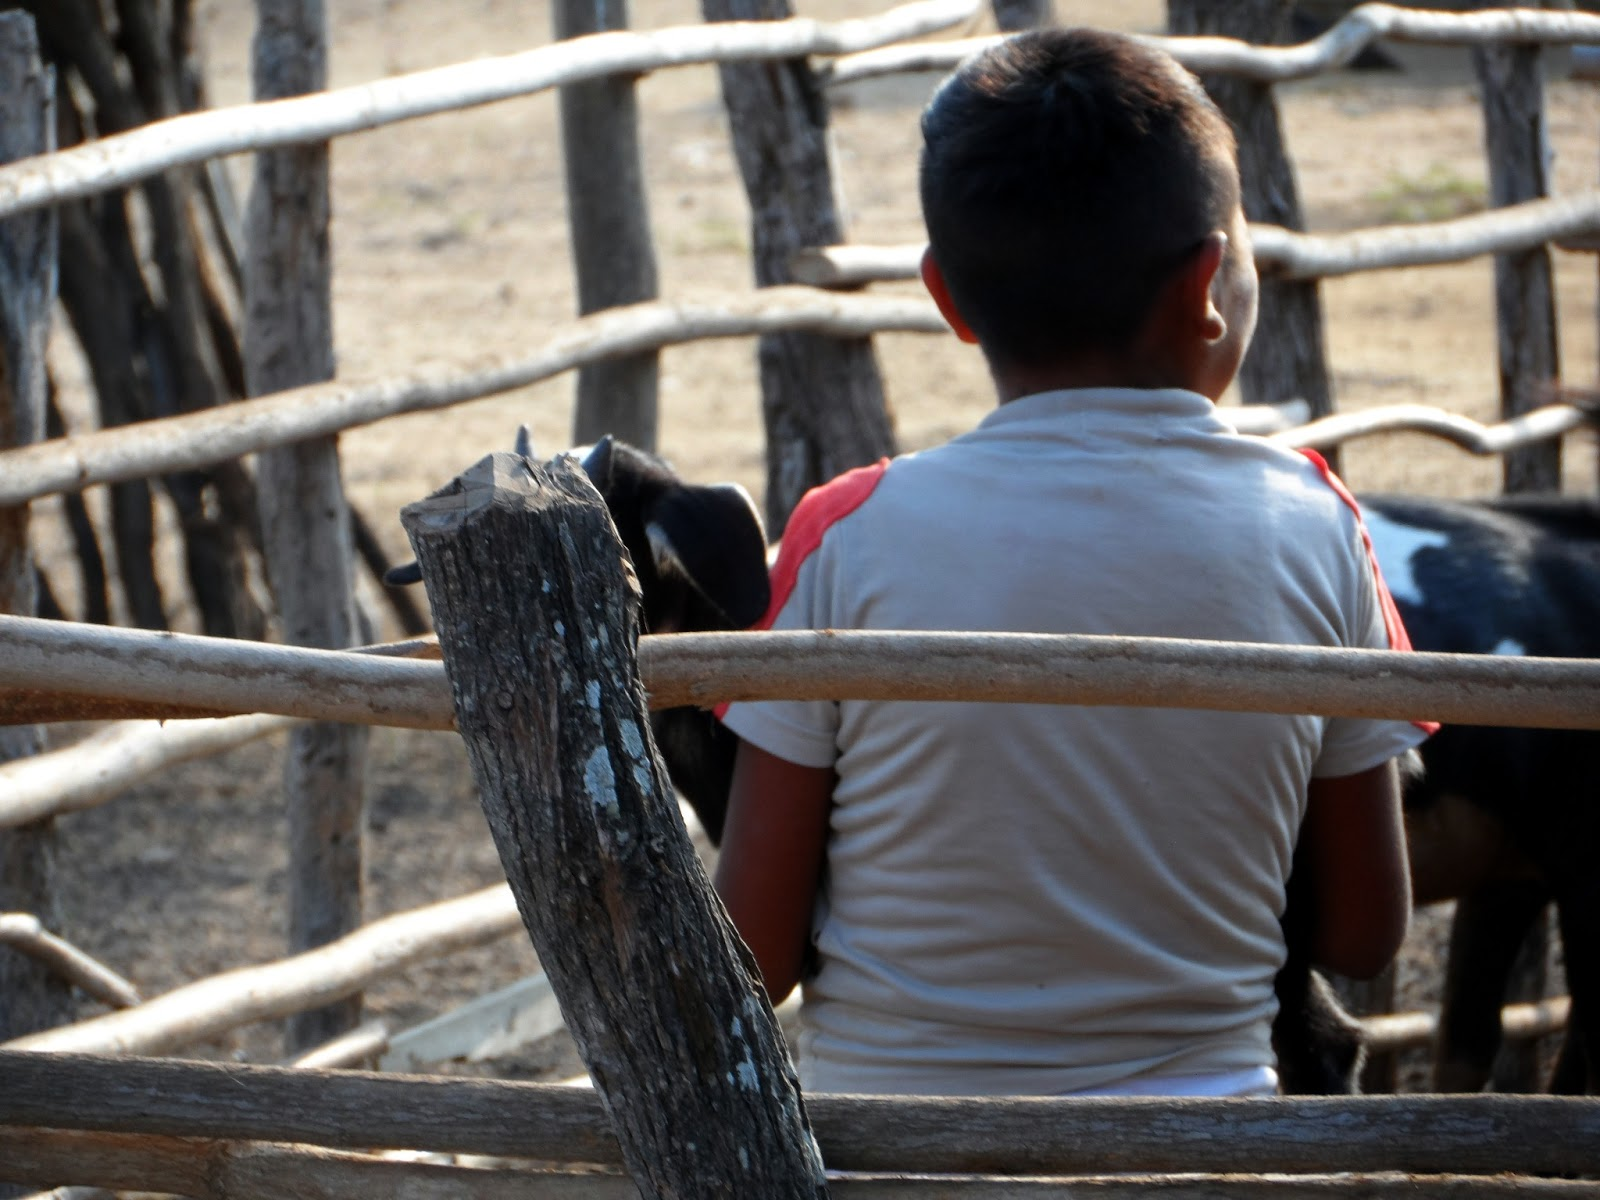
{"left": 1363, "top": 511, "right": 1451, "bottom": 606}
{"left": 646, "top": 520, "right": 689, "bottom": 583}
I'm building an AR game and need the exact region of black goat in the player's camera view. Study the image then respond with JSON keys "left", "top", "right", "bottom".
{"left": 387, "top": 432, "right": 767, "bottom": 841}
{"left": 1361, "top": 493, "right": 1600, "bottom": 1094}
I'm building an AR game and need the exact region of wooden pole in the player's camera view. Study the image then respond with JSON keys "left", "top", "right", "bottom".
{"left": 0, "top": 288, "right": 946, "bottom": 510}
{"left": 5, "top": 1051, "right": 1600, "bottom": 1177}
{"left": 11, "top": 617, "right": 1600, "bottom": 732}
{"left": 401, "top": 451, "right": 830, "bottom": 1199}
{"left": 1476, "top": 12, "right": 1562, "bottom": 495}
{"left": 4, "top": 1129, "right": 1598, "bottom": 1200}
{"left": 6, "top": 884, "right": 519, "bottom": 1056}
{"left": 1471, "top": 5, "right": 1561, "bottom": 1091}
{"left": 245, "top": 0, "right": 369, "bottom": 1053}
{"left": 701, "top": 0, "right": 895, "bottom": 535}
{"left": 554, "top": 0, "right": 660, "bottom": 452}
{"left": 0, "top": 9, "right": 64, "bottom": 1045}
{"left": 1168, "top": 0, "right": 1335, "bottom": 439}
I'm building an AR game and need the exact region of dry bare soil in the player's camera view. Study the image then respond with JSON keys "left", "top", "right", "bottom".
{"left": 36, "top": 0, "right": 1600, "bottom": 1080}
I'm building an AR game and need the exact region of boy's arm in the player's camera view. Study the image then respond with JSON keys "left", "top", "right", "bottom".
{"left": 1297, "top": 759, "right": 1411, "bottom": 980}
{"left": 713, "top": 738, "right": 834, "bottom": 1005}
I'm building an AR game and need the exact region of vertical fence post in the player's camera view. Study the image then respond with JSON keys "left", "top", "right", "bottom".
{"left": 701, "top": 0, "right": 895, "bottom": 536}
{"left": 402, "top": 451, "right": 831, "bottom": 1199}
{"left": 1474, "top": 13, "right": 1560, "bottom": 1092}
{"left": 245, "top": 0, "right": 369, "bottom": 1054}
{"left": 555, "top": 0, "right": 660, "bottom": 452}
{"left": 1477, "top": 27, "right": 1562, "bottom": 495}
{"left": 0, "top": 9, "right": 64, "bottom": 1043}
{"left": 1167, "top": 0, "right": 1336, "bottom": 443}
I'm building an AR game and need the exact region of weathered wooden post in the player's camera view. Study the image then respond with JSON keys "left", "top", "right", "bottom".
{"left": 1476, "top": 11, "right": 1562, "bottom": 496}
{"left": 700, "top": 0, "right": 896, "bottom": 535}
{"left": 554, "top": 0, "right": 661, "bottom": 452}
{"left": 1167, "top": 0, "right": 1336, "bottom": 444}
{"left": 1471, "top": 3, "right": 1561, "bottom": 1091}
{"left": 401, "top": 451, "right": 830, "bottom": 1199}
{"left": 245, "top": 0, "right": 370, "bottom": 1053}
{"left": 0, "top": 9, "right": 65, "bottom": 1046}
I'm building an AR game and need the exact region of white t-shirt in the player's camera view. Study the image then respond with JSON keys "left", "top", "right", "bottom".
{"left": 720, "top": 387, "right": 1431, "bottom": 1097}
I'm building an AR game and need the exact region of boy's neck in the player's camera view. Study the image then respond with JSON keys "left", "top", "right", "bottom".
{"left": 991, "top": 350, "right": 1207, "bottom": 405}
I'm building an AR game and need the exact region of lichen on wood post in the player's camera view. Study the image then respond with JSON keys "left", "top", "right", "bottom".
{"left": 400, "top": 450, "right": 829, "bottom": 1199}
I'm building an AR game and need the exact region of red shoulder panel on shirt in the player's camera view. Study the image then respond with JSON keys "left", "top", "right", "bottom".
{"left": 1300, "top": 449, "right": 1439, "bottom": 735}
{"left": 713, "top": 459, "right": 889, "bottom": 721}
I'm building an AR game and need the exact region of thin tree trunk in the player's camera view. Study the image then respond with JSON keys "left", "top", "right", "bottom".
{"left": 1168, "top": 0, "right": 1336, "bottom": 458}
{"left": 0, "top": 8, "right": 68, "bottom": 1046}
{"left": 701, "top": 0, "right": 895, "bottom": 535}
{"left": 246, "top": 0, "right": 368, "bottom": 1054}
{"left": 555, "top": 0, "right": 660, "bottom": 452}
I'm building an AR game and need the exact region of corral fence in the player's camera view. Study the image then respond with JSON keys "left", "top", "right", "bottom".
{"left": 3, "top": 0, "right": 1600, "bottom": 1193}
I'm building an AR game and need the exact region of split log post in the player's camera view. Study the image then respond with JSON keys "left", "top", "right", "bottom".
{"left": 1476, "top": 9, "right": 1562, "bottom": 496}
{"left": 245, "top": 0, "right": 370, "bottom": 1054}
{"left": 700, "top": 0, "right": 895, "bottom": 535}
{"left": 400, "top": 451, "right": 830, "bottom": 1198}
{"left": 1167, "top": 0, "right": 1336, "bottom": 456}
{"left": 0, "top": 10, "right": 65, "bottom": 1045}
{"left": 1472, "top": 5, "right": 1560, "bottom": 1091}
{"left": 554, "top": 0, "right": 660, "bottom": 452}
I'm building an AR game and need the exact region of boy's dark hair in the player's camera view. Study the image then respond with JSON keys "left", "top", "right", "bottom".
{"left": 920, "top": 29, "right": 1239, "bottom": 370}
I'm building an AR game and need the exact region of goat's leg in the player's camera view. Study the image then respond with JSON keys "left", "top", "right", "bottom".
{"left": 1434, "top": 881, "right": 1548, "bottom": 1092}
{"left": 1552, "top": 881, "right": 1600, "bottom": 1094}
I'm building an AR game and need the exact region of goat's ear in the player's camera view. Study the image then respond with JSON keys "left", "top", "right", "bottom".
{"left": 385, "top": 560, "right": 422, "bottom": 586}
{"left": 647, "top": 483, "right": 770, "bottom": 628}
{"left": 580, "top": 434, "right": 616, "bottom": 493}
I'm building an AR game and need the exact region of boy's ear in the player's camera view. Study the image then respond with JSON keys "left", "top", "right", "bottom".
{"left": 920, "top": 248, "right": 980, "bottom": 345}
{"left": 1180, "top": 232, "right": 1230, "bottom": 344}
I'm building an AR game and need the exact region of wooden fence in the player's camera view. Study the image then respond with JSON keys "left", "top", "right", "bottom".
{"left": 4, "top": 3, "right": 1600, "bottom": 1191}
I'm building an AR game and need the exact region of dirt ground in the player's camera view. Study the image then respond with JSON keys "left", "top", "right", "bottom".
{"left": 31, "top": 0, "right": 1599, "bottom": 1084}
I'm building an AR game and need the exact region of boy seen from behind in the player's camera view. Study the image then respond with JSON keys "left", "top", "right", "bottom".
{"left": 715, "top": 28, "right": 1431, "bottom": 1098}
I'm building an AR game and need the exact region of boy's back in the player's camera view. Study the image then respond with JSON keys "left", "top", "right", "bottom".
{"left": 714, "top": 27, "right": 1427, "bottom": 1098}
{"left": 727, "top": 385, "right": 1420, "bottom": 1095}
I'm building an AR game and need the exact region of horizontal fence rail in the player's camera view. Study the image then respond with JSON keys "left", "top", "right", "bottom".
{"left": 5, "top": 616, "right": 1600, "bottom": 730}
{"left": 1269, "top": 400, "right": 1592, "bottom": 455}
{"left": 0, "top": 289, "right": 945, "bottom": 508}
{"left": 0, "top": 715, "right": 298, "bottom": 829}
{"left": 2, "top": 885, "right": 519, "bottom": 1056}
{"left": 4, "top": 1133, "right": 1596, "bottom": 1199}
{"left": 2, "top": 1052, "right": 1598, "bottom": 1177}
{"left": 0, "top": 915, "right": 141, "bottom": 1011}
{"left": 2, "top": 5, "right": 1596, "bottom": 224}
{"left": 794, "top": 192, "right": 1600, "bottom": 287}
{"left": 821, "top": 4, "right": 1600, "bottom": 88}
{"left": 0, "top": 0, "right": 977, "bottom": 222}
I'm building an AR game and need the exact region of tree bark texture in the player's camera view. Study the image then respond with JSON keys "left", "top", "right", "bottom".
{"left": 401, "top": 451, "right": 830, "bottom": 1199}
{"left": 1168, "top": 0, "right": 1336, "bottom": 446}
{"left": 701, "top": 0, "right": 894, "bottom": 536}
{"left": 0, "top": 8, "right": 68, "bottom": 1048}
{"left": 1475, "top": 26, "right": 1562, "bottom": 495}
{"left": 555, "top": 0, "right": 661, "bottom": 452}
{"left": 246, "top": 0, "right": 369, "bottom": 1054}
